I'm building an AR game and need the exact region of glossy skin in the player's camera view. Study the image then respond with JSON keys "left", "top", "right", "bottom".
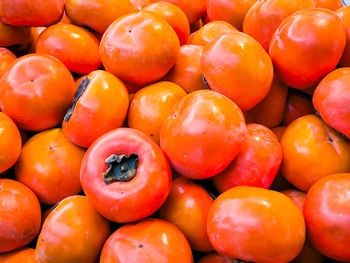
{"left": 159, "top": 177, "right": 214, "bottom": 252}
{"left": 81, "top": 128, "right": 171, "bottom": 223}
{"left": 0, "top": 0, "right": 64, "bottom": 26}
{"left": 281, "top": 115, "right": 350, "bottom": 192}
{"left": 36, "top": 195, "right": 110, "bottom": 263}
{"left": 15, "top": 128, "right": 85, "bottom": 204}
{"left": 100, "top": 218, "right": 193, "bottom": 263}
{"left": 207, "top": 0, "right": 258, "bottom": 31}
{"left": 197, "top": 253, "right": 233, "bottom": 263}
{"left": 144, "top": 2, "right": 190, "bottom": 45}
{"left": 245, "top": 75, "right": 288, "bottom": 128}
{"left": 100, "top": 11, "right": 179, "bottom": 86}
{"left": 189, "top": 21, "right": 238, "bottom": 46}
{"left": 131, "top": 0, "right": 150, "bottom": 9}
{"left": 0, "top": 179, "right": 41, "bottom": 253}
{"left": 304, "top": 173, "right": 350, "bottom": 261}
{"left": 0, "top": 48, "right": 16, "bottom": 79}
{"left": 0, "top": 24, "right": 32, "bottom": 47}
{"left": 0, "top": 247, "right": 36, "bottom": 263}
{"left": 165, "top": 45, "right": 206, "bottom": 93}
{"left": 63, "top": 70, "right": 129, "bottom": 148}
{"left": 313, "top": 68, "right": 350, "bottom": 139}
{"left": 207, "top": 186, "right": 305, "bottom": 262}
{"left": 0, "top": 54, "right": 75, "bottom": 131}
{"left": 281, "top": 189, "right": 306, "bottom": 211}
{"left": 270, "top": 8, "right": 346, "bottom": 89}
{"left": 65, "top": 0, "right": 135, "bottom": 34}
{"left": 313, "top": 0, "right": 343, "bottom": 10}
{"left": 213, "top": 124, "right": 282, "bottom": 192}
{"left": 201, "top": 32, "right": 273, "bottom": 111}
{"left": 0, "top": 112, "right": 22, "bottom": 174}
{"left": 243, "top": 0, "right": 315, "bottom": 51}
{"left": 128, "top": 81, "right": 186, "bottom": 145}
{"left": 283, "top": 91, "right": 314, "bottom": 126}
{"left": 160, "top": 90, "right": 247, "bottom": 179}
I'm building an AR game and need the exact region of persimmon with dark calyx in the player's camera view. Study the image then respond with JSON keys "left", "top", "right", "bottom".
{"left": 160, "top": 90, "right": 247, "bottom": 179}
{"left": 0, "top": 24, "right": 32, "bottom": 48}
{"left": 0, "top": 247, "right": 36, "bottom": 263}
{"left": 283, "top": 90, "right": 314, "bottom": 126}
{"left": 80, "top": 128, "right": 171, "bottom": 223}
{"left": 0, "top": 54, "right": 75, "bottom": 131}
{"left": 63, "top": 70, "right": 129, "bottom": 148}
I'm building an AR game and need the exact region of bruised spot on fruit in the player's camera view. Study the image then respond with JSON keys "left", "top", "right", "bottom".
{"left": 103, "top": 153, "right": 139, "bottom": 184}
{"left": 138, "top": 244, "right": 144, "bottom": 248}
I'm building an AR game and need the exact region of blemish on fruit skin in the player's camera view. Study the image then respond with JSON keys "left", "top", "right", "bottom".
{"left": 138, "top": 244, "right": 143, "bottom": 248}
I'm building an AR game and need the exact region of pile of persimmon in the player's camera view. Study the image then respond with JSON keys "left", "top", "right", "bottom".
{"left": 0, "top": 0, "right": 350, "bottom": 262}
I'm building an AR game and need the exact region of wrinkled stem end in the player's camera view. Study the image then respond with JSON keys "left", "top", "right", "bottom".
{"left": 103, "top": 153, "right": 139, "bottom": 184}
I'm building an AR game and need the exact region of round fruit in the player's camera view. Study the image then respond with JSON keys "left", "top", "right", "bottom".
{"left": 0, "top": 247, "right": 35, "bottom": 263}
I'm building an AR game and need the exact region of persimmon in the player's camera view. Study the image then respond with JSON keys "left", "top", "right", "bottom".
{"left": 0, "top": 23, "right": 32, "bottom": 48}
{"left": 312, "top": 0, "right": 343, "bottom": 10}
{"left": 0, "top": 247, "right": 36, "bottom": 263}
{"left": 337, "top": 6, "right": 350, "bottom": 67}
{"left": 0, "top": 48, "right": 16, "bottom": 79}
{"left": 283, "top": 90, "right": 314, "bottom": 126}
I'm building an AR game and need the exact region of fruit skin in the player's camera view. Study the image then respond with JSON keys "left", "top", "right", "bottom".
{"left": 0, "top": 179, "right": 41, "bottom": 253}
{"left": 80, "top": 128, "right": 171, "bottom": 223}
{"left": 197, "top": 253, "right": 233, "bottom": 263}
{"left": 0, "top": 48, "right": 16, "bottom": 79}
{"left": 281, "top": 115, "right": 350, "bottom": 192}
{"left": 0, "top": 247, "right": 36, "bottom": 263}
{"left": 313, "top": 68, "right": 350, "bottom": 139}
{"left": 213, "top": 123, "right": 282, "bottom": 193}
{"left": 63, "top": 70, "right": 129, "bottom": 148}
{"left": 201, "top": 32, "right": 273, "bottom": 111}
{"left": 337, "top": 6, "right": 350, "bottom": 67}
{"left": 0, "top": 24, "right": 32, "bottom": 48}
{"left": 35, "top": 195, "right": 110, "bottom": 263}
{"left": 159, "top": 177, "right": 214, "bottom": 252}
{"left": 207, "top": 186, "right": 305, "bottom": 263}
{"left": 303, "top": 173, "right": 350, "bottom": 262}
{"left": 269, "top": 8, "right": 346, "bottom": 89}
{"left": 0, "top": 54, "right": 75, "bottom": 131}
{"left": 128, "top": 81, "right": 186, "bottom": 145}
{"left": 160, "top": 90, "right": 247, "bottom": 179}
{"left": 281, "top": 189, "right": 306, "bottom": 211}
{"left": 283, "top": 90, "right": 314, "bottom": 126}
{"left": 100, "top": 218, "right": 193, "bottom": 263}
{"left": 100, "top": 11, "right": 180, "bottom": 86}
{"left": 312, "top": 0, "right": 343, "bottom": 10}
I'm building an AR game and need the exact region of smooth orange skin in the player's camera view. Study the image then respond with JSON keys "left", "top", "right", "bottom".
{"left": 207, "top": 0, "right": 258, "bottom": 31}
{"left": 0, "top": 0, "right": 64, "bottom": 26}
{"left": 243, "top": 0, "right": 315, "bottom": 51}
{"left": 128, "top": 81, "right": 186, "bottom": 145}
{"left": 0, "top": 247, "right": 36, "bottom": 263}
{"left": 160, "top": 90, "right": 247, "bottom": 179}
{"left": 189, "top": 21, "right": 238, "bottom": 46}
{"left": 281, "top": 115, "right": 350, "bottom": 192}
{"left": 213, "top": 124, "right": 282, "bottom": 192}
{"left": 100, "top": 11, "right": 180, "bottom": 86}
{"left": 207, "top": 186, "right": 306, "bottom": 263}
{"left": 100, "top": 218, "right": 193, "bottom": 263}
{"left": 245, "top": 75, "right": 288, "bottom": 128}
{"left": 65, "top": 0, "right": 135, "bottom": 34}
{"left": 313, "top": 68, "right": 350, "bottom": 139}
{"left": 36, "top": 195, "right": 110, "bottom": 263}
{"left": 36, "top": 24, "right": 101, "bottom": 75}
{"left": 304, "top": 173, "right": 350, "bottom": 261}
{"left": 131, "top": 0, "right": 150, "bottom": 9}
{"left": 337, "top": 6, "right": 350, "bottom": 66}
{"left": 159, "top": 177, "right": 214, "bottom": 252}
{"left": 269, "top": 8, "right": 346, "bottom": 89}
{"left": 313, "top": 0, "right": 343, "bottom": 10}
{"left": 15, "top": 128, "right": 84, "bottom": 205}
{"left": 0, "top": 179, "right": 41, "bottom": 253}
{"left": 165, "top": 45, "right": 207, "bottom": 93}
{"left": 63, "top": 70, "right": 129, "bottom": 148}
{"left": 0, "top": 112, "right": 21, "bottom": 174}
{"left": 0, "top": 54, "right": 75, "bottom": 131}
{"left": 0, "top": 23, "right": 32, "bottom": 47}
{"left": 197, "top": 253, "right": 233, "bottom": 263}
{"left": 281, "top": 189, "right": 306, "bottom": 211}
{"left": 283, "top": 91, "right": 314, "bottom": 126}
{"left": 201, "top": 32, "right": 274, "bottom": 111}
{"left": 0, "top": 48, "right": 16, "bottom": 79}
{"left": 271, "top": 126, "right": 287, "bottom": 142}
{"left": 29, "top": 27, "right": 46, "bottom": 53}
{"left": 144, "top": 2, "right": 190, "bottom": 45}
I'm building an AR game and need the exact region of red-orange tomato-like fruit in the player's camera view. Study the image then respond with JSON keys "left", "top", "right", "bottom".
{"left": 213, "top": 124, "right": 282, "bottom": 193}
{"left": 281, "top": 189, "right": 306, "bottom": 211}
{"left": 131, "top": 0, "right": 150, "bottom": 9}
{"left": 337, "top": 6, "right": 350, "bottom": 67}
{"left": 35, "top": 195, "right": 110, "bottom": 263}
{"left": 0, "top": 54, "right": 75, "bottom": 131}
{"left": 100, "top": 218, "right": 193, "bottom": 263}
{"left": 159, "top": 177, "right": 214, "bottom": 252}
{"left": 100, "top": 11, "right": 180, "bottom": 86}
{"left": 160, "top": 90, "right": 247, "bottom": 179}
{"left": 201, "top": 32, "right": 273, "bottom": 111}
{"left": 283, "top": 91, "right": 314, "bottom": 126}
{"left": 0, "top": 48, "right": 16, "bottom": 79}
{"left": 128, "top": 81, "right": 186, "bottom": 145}
{"left": 15, "top": 128, "right": 85, "bottom": 205}
{"left": 269, "top": 8, "right": 346, "bottom": 89}
{"left": 63, "top": 70, "right": 129, "bottom": 148}
{"left": 36, "top": 24, "right": 101, "bottom": 75}
{"left": 0, "top": 23, "right": 32, "bottom": 48}
{"left": 144, "top": 2, "right": 190, "bottom": 45}
{"left": 197, "top": 253, "right": 233, "bottom": 263}
{"left": 207, "top": 186, "right": 306, "bottom": 262}
{"left": 0, "top": 112, "right": 22, "bottom": 174}
{"left": 0, "top": 247, "right": 36, "bottom": 263}
{"left": 313, "top": 0, "right": 343, "bottom": 10}
{"left": 304, "top": 173, "right": 350, "bottom": 262}
{"left": 165, "top": 45, "right": 207, "bottom": 93}
{"left": 0, "top": 179, "right": 41, "bottom": 253}
{"left": 0, "top": 0, "right": 64, "bottom": 26}
{"left": 243, "top": 0, "right": 315, "bottom": 51}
